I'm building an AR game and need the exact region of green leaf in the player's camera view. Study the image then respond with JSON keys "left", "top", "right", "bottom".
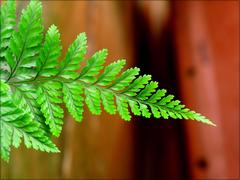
{"left": 7, "top": 1, "right": 43, "bottom": 80}
{"left": 137, "top": 81, "right": 158, "bottom": 100}
{"left": 63, "top": 82, "right": 84, "bottom": 122}
{"left": 78, "top": 49, "right": 108, "bottom": 83}
{"left": 37, "top": 82, "right": 64, "bottom": 137}
{"left": 109, "top": 67, "right": 140, "bottom": 91}
{"left": 0, "top": 81, "right": 59, "bottom": 162}
{"left": 123, "top": 75, "right": 151, "bottom": 96}
{"left": 85, "top": 86, "right": 101, "bottom": 115}
{"left": 150, "top": 105, "right": 161, "bottom": 118}
{"left": 139, "top": 104, "right": 151, "bottom": 118}
{"left": 0, "top": 0, "right": 16, "bottom": 58}
{"left": 100, "top": 90, "right": 116, "bottom": 115}
{"left": 158, "top": 95, "right": 174, "bottom": 105}
{"left": 58, "top": 33, "right": 87, "bottom": 79}
{"left": 95, "top": 59, "right": 126, "bottom": 86}
{"left": 0, "top": 0, "right": 16, "bottom": 79}
{"left": 36, "top": 25, "right": 62, "bottom": 78}
{"left": 12, "top": 84, "right": 50, "bottom": 136}
{"left": 128, "top": 100, "right": 141, "bottom": 116}
{"left": 116, "top": 96, "right": 131, "bottom": 121}
{"left": 147, "top": 89, "right": 167, "bottom": 103}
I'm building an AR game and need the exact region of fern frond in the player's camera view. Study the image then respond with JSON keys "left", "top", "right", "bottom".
{"left": 0, "top": 81, "right": 59, "bottom": 162}
{"left": 0, "top": 0, "right": 215, "bottom": 162}
{"left": 122, "top": 75, "right": 151, "bottom": 96}
{"left": 85, "top": 86, "right": 101, "bottom": 115}
{"left": 0, "top": 0, "right": 16, "bottom": 58}
{"left": 58, "top": 33, "right": 87, "bottom": 79}
{"left": 0, "top": 0, "right": 16, "bottom": 79}
{"left": 11, "top": 84, "right": 50, "bottom": 135}
{"left": 36, "top": 25, "right": 62, "bottom": 78}
{"left": 37, "top": 81, "right": 64, "bottom": 137}
{"left": 94, "top": 59, "right": 125, "bottom": 86}
{"left": 128, "top": 100, "right": 141, "bottom": 116}
{"left": 78, "top": 49, "right": 107, "bottom": 83}
{"left": 116, "top": 96, "right": 131, "bottom": 121}
{"left": 101, "top": 90, "right": 116, "bottom": 115}
{"left": 7, "top": 1, "right": 43, "bottom": 81}
{"left": 63, "top": 82, "right": 84, "bottom": 122}
{"left": 108, "top": 67, "right": 140, "bottom": 91}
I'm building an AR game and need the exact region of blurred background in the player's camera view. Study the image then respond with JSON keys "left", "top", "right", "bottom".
{"left": 1, "top": 1, "right": 239, "bottom": 179}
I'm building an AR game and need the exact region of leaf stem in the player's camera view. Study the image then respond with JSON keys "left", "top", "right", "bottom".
{"left": 9, "top": 76, "right": 184, "bottom": 120}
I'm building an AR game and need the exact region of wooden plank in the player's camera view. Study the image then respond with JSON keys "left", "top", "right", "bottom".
{"left": 129, "top": 2, "right": 189, "bottom": 179}
{"left": 173, "top": 1, "right": 239, "bottom": 179}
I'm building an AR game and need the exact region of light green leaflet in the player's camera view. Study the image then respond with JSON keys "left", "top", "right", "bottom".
{"left": 0, "top": 0, "right": 215, "bottom": 162}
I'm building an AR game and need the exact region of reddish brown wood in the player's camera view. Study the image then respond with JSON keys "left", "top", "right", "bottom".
{"left": 173, "top": 1, "right": 239, "bottom": 179}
